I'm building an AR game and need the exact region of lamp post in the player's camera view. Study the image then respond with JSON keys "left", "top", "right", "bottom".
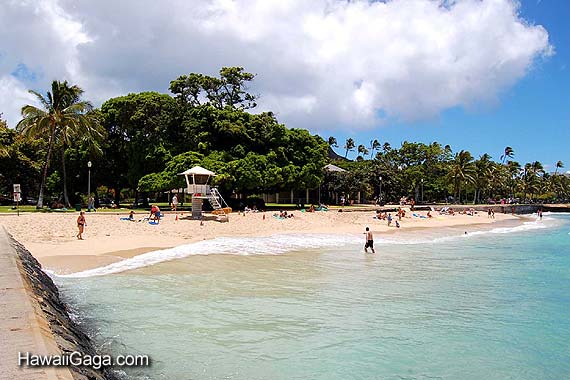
{"left": 421, "top": 178, "right": 424, "bottom": 203}
{"left": 378, "top": 175, "right": 382, "bottom": 205}
{"left": 87, "top": 161, "right": 92, "bottom": 197}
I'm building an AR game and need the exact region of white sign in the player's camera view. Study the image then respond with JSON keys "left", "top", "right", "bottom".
{"left": 14, "top": 192, "right": 21, "bottom": 202}
{"left": 13, "top": 184, "right": 21, "bottom": 193}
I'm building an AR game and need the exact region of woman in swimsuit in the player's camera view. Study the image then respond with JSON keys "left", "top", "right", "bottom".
{"left": 76, "top": 211, "right": 86, "bottom": 240}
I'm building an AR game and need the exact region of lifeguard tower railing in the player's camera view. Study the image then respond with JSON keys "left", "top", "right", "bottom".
{"left": 188, "top": 184, "right": 211, "bottom": 197}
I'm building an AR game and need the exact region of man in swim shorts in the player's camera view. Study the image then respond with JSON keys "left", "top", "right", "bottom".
{"left": 364, "top": 227, "right": 375, "bottom": 253}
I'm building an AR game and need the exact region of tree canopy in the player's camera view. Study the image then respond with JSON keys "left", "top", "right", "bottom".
{"left": 3, "top": 68, "right": 569, "bottom": 208}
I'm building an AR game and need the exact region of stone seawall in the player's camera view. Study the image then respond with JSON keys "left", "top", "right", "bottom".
{"left": 1, "top": 228, "right": 113, "bottom": 380}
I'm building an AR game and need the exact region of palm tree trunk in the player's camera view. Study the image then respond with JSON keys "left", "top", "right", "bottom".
{"left": 62, "top": 147, "right": 71, "bottom": 208}
{"left": 455, "top": 185, "right": 461, "bottom": 204}
{"left": 37, "top": 131, "right": 55, "bottom": 209}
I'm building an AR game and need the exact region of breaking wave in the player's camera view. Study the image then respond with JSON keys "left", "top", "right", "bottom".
{"left": 58, "top": 217, "right": 560, "bottom": 278}
{"left": 59, "top": 234, "right": 361, "bottom": 278}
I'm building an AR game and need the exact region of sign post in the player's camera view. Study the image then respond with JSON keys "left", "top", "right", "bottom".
{"left": 13, "top": 184, "right": 21, "bottom": 216}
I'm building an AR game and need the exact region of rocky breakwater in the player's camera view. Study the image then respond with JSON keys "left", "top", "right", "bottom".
{"left": 6, "top": 231, "right": 114, "bottom": 380}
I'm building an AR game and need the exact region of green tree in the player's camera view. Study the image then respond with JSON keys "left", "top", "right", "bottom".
{"left": 447, "top": 150, "right": 475, "bottom": 203}
{"left": 170, "top": 67, "right": 257, "bottom": 110}
{"left": 100, "top": 92, "right": 179, "bottom": 205}
{"left": 16, "top": 80, "right": 97, "bottom": 208}
{"left": 369, "top": 139, "right": 380, "bottom": 158}
{"left": 0, "top": 114, "right": 8, "bottom": 157}
{"left": 357, "top": 144, "right": 368, "bottom": 159}
{"left": 328, "top": 136, "right": 338, "bottom": 148}
{"left": 472, "top": 153, "right": 493, "bottom": 204}
{"left": 500, "top": 146, "right": 514, "bottom": 164}
{"left": 0, "top": 119, "right": 46, "bottom": 200}
{"left": 344, "top": 138, "right": 355, "bottom": 158}
{"left": 554, "top": 160, "right": 564, "bottom": 175}
{"left": 56, "top": 102, "right": 103, "bottom": 207}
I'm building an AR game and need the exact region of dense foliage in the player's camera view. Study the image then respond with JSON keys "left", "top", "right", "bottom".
{"left": 324, "top": 139, "right": 570, "bottom": 204}
{"left": 1, "top": 69, "right": 569, "bottom": 207}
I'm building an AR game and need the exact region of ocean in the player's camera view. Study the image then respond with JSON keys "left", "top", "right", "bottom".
{"left": 54, "top": 214, "right": 570, "bottom": 380}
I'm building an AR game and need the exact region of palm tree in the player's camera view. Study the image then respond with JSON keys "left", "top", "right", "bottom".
{"left": 328, "top": 136, "right": 338, "bottom": 148}
{"left": 447, "top": 150, "right": 475, "bottom": 203}
{"left": 357, "top": 144, "right": 368, "bottom": 158}
{"left": 382, "top": 142, "right": 391, "bottom": 153}
{"left": 369, "top": 139, "right": 380, "bottom": 158}
{"left": 554, "top": 160, "right": 564, "bottom": 175}
{"left": 506, "top": 160, "right": 521, "bottom": 199}
{"left": 344, "top": 138, "right": 355, "bottom": 158}
{"left": 473, "top": 153, "right": 492, "bottom": 204}
{"left": 17, "top": 80, "right": 98, "bottom": 208}
{"left": 56, "top": 109, "right": 103, "bottom": 206}
{"left": 529, "top": 161, "right": 545, "bottom": 201}
{"left": 500, "top": 146, "right": 514, "bottom": 164}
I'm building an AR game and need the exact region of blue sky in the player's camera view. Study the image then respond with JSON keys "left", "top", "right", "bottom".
{"left": 326, "top": 1, "right": 570, "bottom": 170}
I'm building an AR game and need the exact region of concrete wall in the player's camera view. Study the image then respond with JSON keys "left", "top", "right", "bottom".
{"left": 0, "top": 228, "right": 113, "bottom": 380}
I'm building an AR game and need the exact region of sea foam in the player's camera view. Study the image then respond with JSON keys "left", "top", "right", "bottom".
{"left": 377, "top": 217, "right": 555, "bottom": 245}
{"left": 60, "top": 234, "right": 361, "bottom": 278}
{"left": 59, "top": 218, "right": 559, "bottom": 278}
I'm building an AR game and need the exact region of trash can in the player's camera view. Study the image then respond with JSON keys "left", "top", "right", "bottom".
{"left": 75, "top": 204, "right": 82, "bottom": 211}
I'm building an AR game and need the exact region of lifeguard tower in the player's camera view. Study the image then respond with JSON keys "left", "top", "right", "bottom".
{"left": 179, "top": 166, "right": 230, "bottom": 221}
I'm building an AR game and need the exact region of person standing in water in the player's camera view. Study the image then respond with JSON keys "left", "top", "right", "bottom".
{"left": 364, "top": 227, "right": 375, "bottom": 253}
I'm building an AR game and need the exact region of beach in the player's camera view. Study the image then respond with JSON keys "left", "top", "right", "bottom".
{"left": 52, "top": 212, "right": 569, "bottom": 380}
{"left": 0, "top": 208, "right": 519, "bottom": 274}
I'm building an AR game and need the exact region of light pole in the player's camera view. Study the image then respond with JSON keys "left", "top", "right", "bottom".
{"left": 421, "top": 178, "right": 424, "bottom": 203}
{"left": 87, "top": 161, "right": 92, "bottom": 197}
{"left": 378, "top": 175, "right": 382, "bottom": 205}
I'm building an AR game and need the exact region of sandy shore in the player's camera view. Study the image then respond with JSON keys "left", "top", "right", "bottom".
{"left": 0, "top": 208, "right": 520, "bottom": 274}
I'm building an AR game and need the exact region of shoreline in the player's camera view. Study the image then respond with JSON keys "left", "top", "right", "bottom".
{"left": 0, "top": 209, "right": 529, "bottom": 275}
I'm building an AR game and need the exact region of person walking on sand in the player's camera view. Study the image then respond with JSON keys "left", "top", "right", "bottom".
{"left": 87, "top": 196, "right": 95, "bottom": 212}
{"left": 76, "top": 211, "right": 86, "bottom": 240}
{"left": 364, "top": 227, "right": 375, "bottom": 253}
{"left": 171, "top": 194, "right": 178, "bottom": 211}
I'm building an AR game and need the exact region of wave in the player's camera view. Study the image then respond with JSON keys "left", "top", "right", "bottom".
{"left": 377, "top": 218, "right": 555, "bottom": 245}
{"left": 59, "top": 218, "right": 562, "bottom": 278}
{"left": 59, "top": 234, "right": 361, "bottom": 278}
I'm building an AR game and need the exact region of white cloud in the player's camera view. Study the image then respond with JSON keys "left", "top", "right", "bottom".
{"left": 0, "top": 0, "right": 553, "bottom": 131}
{"left": 0, "top": 75, "right": 38, "bottom": 128}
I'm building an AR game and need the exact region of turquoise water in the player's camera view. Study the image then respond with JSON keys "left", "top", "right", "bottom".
{"left": 56, "top": 215, "right": 570, "bottom": 380}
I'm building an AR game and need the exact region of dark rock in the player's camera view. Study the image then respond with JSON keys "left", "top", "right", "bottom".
{"left": 10, "top": 236, "right": 117, "bottom": 380}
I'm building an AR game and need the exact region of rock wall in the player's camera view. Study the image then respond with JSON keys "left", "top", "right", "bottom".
{"left": 11, "top": 235, "right": 115, "bottom": 380}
